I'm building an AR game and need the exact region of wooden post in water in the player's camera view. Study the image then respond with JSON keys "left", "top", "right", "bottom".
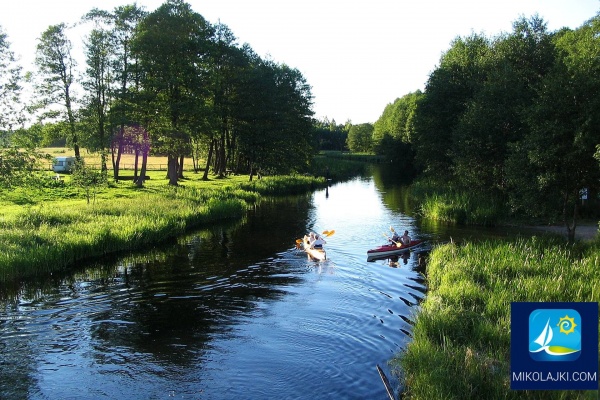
{"left": 376, "top": 364, "right": 396, "bottom": 400}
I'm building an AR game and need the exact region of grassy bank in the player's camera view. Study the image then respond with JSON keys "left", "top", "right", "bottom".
{"left": 0, "top": 173, "right": 326, "bottom": 282}
{"left": 411, "top": 179, "right": 505, "bottom": 226}
{"left": 393, "top": 237, "right": 600, "bottom": 399}
{"left": 312, "top": 152, "right": 371, "bottom": 181}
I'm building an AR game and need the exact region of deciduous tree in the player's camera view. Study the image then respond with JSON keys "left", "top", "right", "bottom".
{"left": 35, "top": 23, "right": 80, "bottom": 159}
{"left": 508, "top": 16, "right": 600, "bottom": 241}
{"left": 346, "top": 123, "right": 373, "bottom": 153}
{"left": 0, "top": 26, "right": 23, "bottom": 131}
{"left": 132, "top": 0, "right": 212, "bottom": 185}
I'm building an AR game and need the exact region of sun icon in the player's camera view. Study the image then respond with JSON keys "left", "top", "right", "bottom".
{"left": 557, "top": 315, "right": 577, "bottom": 335}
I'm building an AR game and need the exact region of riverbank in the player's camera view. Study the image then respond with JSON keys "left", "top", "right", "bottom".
{"left": 393, "top": 235, "right": 600, "bottom": 399}
{"left": 0, "top": 173, "right": 326, "bottom": 283}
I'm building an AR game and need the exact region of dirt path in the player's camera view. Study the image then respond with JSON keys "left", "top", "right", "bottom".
{"left": 528, "top": 223, "right": 598, "bottom": 241}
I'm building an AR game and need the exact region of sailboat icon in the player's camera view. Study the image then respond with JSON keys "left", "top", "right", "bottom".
{"left": 529, "top": 312, "right": 580, "bottom": 361}
{"left": 531, "top": 319, "right": 553, "bottom": 353}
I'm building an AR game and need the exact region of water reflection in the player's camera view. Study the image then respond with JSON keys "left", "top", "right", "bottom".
{"left": 1, "top": 196, "right": 317, "bottom": 398}
{"left": 1, "top": 176, "right": 430, "bottom": 399}
{"left": 2, "top": 166, "right": 561, "bottom": 399}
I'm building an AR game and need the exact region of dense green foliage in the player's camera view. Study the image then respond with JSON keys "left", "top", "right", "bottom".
{"left": 411, "top": 16, "right": 600, "bottom": 236}
{"left": 0, "top": 147, "right": 51, "bottom": 187}
{"left": 363, "top": 15, "right": 600, "bottom": 237}
{"left": 1, "top": 0, "right": 316, "bottom": 186}
{"left": 346, "top": 123, "right": 374, "bottom": 153}
{"left": 313, "top": 119, "right": 349, "bottom": 152}
{"left": 0, "top": 26, "right": 22, "bottom": 132}
{"left": 372, "top": 91, "right": 420, "bottom": 175}
{"left": 394, "top": 237, "right": 600, "bottom": 399}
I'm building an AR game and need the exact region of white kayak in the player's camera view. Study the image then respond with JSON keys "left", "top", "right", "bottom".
{"left": 302, "top": 235, "right": 327, "bottom": 261}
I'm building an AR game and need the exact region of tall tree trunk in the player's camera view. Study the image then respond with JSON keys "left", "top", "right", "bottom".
{"left": 178, "top": 154, "right": 185, "bottom": 179}
{"left": 202, "top": 139, "right": 214, "bottom": 181}
{"left": 217, "top": 126, "right": 226, "bottom": 176}
{"left": 134, "top": 149, "right": 139, "bottom": 179}
{"left": 167, "top": 155, "right": 178, "bottom": 186}
{"left": 192, "top": 142, "right": 199, "bottom": 173}
{"left": 113, "top": 138, "right": 123, "bottom": 181}
{"left": 136, "top": 152, "right": 148, "bottom": 188}
{"left": 65, "top": 89, "right": 81, "bottom": 160}
{"left": 111, "top": 147, "right": 116, "bottom": 178}
{"left": 563, "top": 190, "right": 578, "bottom": 243}
{"left": 100, "top": 151, "right": 107, "bottom": 173}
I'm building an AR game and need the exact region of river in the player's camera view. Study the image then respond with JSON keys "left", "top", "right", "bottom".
{"left": 0, "top": 166, "right": 536, "bottom": 399}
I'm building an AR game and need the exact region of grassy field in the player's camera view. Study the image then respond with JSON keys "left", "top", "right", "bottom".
{"left": 43, "top": 147, "right": 200, "bottom": 171}
{"left": 393, "top": 237, "right": 600, "bottom": 399}
{"left": 0, "top": 152, "right": 327, "bottom": 283}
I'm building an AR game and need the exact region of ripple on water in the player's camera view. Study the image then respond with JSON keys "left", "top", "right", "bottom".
{"left": 1, "top": 176, "right": 430, "bottom": 400}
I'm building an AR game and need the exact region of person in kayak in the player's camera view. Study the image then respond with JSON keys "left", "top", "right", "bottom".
{"left": 399, "top": 230, "right": 411, "bottom": 246}
{"left": 310, "top": 233, "right": 327, "bottom": 249}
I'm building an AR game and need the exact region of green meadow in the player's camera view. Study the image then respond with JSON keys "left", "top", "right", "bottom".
{"left": 394, "top": 236, "right": 600, "bottom": 399}
{"left": 0, "top": 150, "right": 374, "bottom": 283}
{"left": 0, "top": 170, "right": 325, "bottom": 282}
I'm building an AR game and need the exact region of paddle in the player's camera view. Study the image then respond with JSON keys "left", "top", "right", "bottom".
{"left": 296, "top": 230, "right": 334, "bottom": 249}
{"left": 383, "top": 233, "right": 398, "bottom": 245}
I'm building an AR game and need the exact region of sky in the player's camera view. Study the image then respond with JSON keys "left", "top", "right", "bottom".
{"left": 1, "top": 0, "right": 598, "bottom": 124}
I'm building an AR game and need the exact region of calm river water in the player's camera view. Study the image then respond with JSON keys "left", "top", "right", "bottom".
{"left": 0, "top": 167, "right": 535, "bottom": 399}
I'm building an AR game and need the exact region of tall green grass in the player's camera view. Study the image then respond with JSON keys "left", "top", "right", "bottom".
{"left": 0, "top": 188, "right": 248, "bottom": 281}
{"left": 394, "top": 237, "right": 600, "bottom": 399}
{"left": 311, "top": 154, "right": 369, "bottom": 181}
{"left": 0, "top": 174, "right": 323, "bottom": 282}
{"left": 412, "top": 179, "right": 505, "bottom": 226}
{"left": 236, "top": 175, "right": 326, "bottom": 195}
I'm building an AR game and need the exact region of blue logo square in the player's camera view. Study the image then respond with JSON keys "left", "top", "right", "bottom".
{"left": 529, "top": 309, "right": 581, "bottom": 362}
{"left": 511, "top": 302, "right": 598, "bottom": 391}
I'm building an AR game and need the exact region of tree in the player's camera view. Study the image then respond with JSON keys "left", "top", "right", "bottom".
{"left": 132, "top": 0, "right": 212, "bottom": 185}
{"left": 35, "top": 23, "right": 80, "bottom": 159}
{"left": 264, "top": 62, "right": 314, "bottom": 173}
{"left": 0, "top": 146, "right": 51, "bottom": 188}
{"left": 451, "top": 16, "right": 555, "bottom": 193}
{"left": 314, "top": 118, "right": 348, "bottom": 151}
{"left": 71, "top": 159, "right": 107, "bottom": 204}
{"left": 0, "top": 26, "right": 23, "bottom": 131}
{"left": 204, "top": 22, "right": 244, "bottom": 178}
{"left": 346, "top": 123, "right": 373, "bottom": 152}
{"left": 372, "top": 91, "right": 421, "bottom": 168}
{"left": 235, "top": 58, "right": 315, "bottom": 178}
{"left": 508, "top": 16, "right": 600, "bottom": 241}
{"left": 83, "top": 5, "right": 147, "bottom": 181}
{"left": 81, "top": 27, "right": 113, "bottom": 172}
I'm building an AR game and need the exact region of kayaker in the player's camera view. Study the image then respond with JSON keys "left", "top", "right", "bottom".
{"left": 311, "top": 234, "right": 327, "bottom": 249}
{"left": 399, "top": 230, "right": 411, "bottom": 246}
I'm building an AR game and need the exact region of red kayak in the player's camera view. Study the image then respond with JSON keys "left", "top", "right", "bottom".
{"left": 367, "top": 240, "right": 423, "bottom": 258}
